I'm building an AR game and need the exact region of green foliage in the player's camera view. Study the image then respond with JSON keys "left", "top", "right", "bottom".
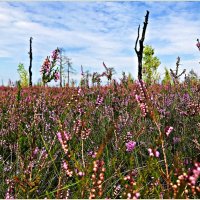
{"left": 185, "top": 69, "right": 199, "bottom": 84}
{"left": 162, "top": 67, "right": 173, "bottom": 85}
{"left": 41, "top": 48, "right": 60, "bottom": 86}
{"left": 0, "top": 81, "right": 200, "bottom": 198}
{"left": 16, "top": 80, "right": 22, "bottom": 103}
{"left": 17, "top": 63, "right": 29, "bottom": 87}
{"left": 142, "top": 45, "right": 161, "bottom": 85}
{"left": 128, "top": 73, "right": 134, "bottom": 84}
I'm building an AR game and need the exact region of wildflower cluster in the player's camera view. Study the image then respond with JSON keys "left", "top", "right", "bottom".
{"left": 95, "top": 95, "right": 104, "bottom": 108}
{"left": 57, "top": 131, "right": 71, "bottom": 155}
{"left": 135, "top": 80, "right": 148, "bottom": 117}
{"left": 62, "top": 160, "right": 73, "bottom": 177}
{"left": 148, "top": 148, "right": 160, "bottom": 158}
{"left": 122, "top": 171, "right": 140, "bottom": 199}
{"left": 171, "top": 162, "right": 200, "bottom": 198}
{"left": 40, "top": 48, "right": 60, "bottom": 85}
{"left": 89, "top": 160, "right": 105, "bottom": 199}
{"left": 125, "top": 141, "right": 136, "bottom": 152}
{"left": 165, "top": 126, "right": 173, "bottom": 137}
{"left": 1, "top": 78, "right": 200, "bottom": 198}
{"left": 5, "top": 179, "right": 14, "bottom": 199}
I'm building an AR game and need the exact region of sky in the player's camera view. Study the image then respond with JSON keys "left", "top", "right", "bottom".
{"left": 0, "top": 1, "right": 200, "bottom": 86}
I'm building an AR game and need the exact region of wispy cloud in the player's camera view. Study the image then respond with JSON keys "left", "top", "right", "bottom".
{"left": 0, "top": 1, "right": 200, "bottom": 84}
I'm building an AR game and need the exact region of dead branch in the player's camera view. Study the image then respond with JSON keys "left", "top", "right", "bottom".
{"left": 28, "top": 37, "right": 33, "bottom": 86}
{"left": 170, "top": 57, "right": 186, "bottom": 83}
{"left": 134, "top": 10, "right": 149, "bottom": 80}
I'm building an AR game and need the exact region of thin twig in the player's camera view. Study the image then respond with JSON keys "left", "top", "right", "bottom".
{"left": 81, "top": 139, "right": 86, "bottom": 168}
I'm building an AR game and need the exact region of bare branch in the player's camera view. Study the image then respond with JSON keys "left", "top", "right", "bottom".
{"left": 176, "top": 56, "right": 180, "bottom": 76}
{"left": 134, "top": 25, "right": 140, "bottom": 54}
{"left": 28, "top": 37, "right": 33, "bottom": 86}
{"left": 134, "top": 10, "right": 149, "bottom": 80}
{"left": 177, "top": 69, "right": 186, "bottom": 78}
{"left": 170, "top": 57, "right": 186, "bottom": 83}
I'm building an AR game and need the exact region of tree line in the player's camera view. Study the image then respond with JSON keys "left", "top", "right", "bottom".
{"left": 15, "top": 11, "right": 200, "bottom": 87}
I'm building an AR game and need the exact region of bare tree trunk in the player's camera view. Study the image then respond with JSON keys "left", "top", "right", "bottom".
{"left": 134, "top": 11, "right": 149, "bottom": 80}
{"left": 29, "top": 37, "right": 33, "bottom": 86}
{"left": 67, "top": 63, "right": 70, "bottom": 86}
{"left": 170, "top": 56, "right": 186, "bottom": 83}
{"left": 60, "top": 53, "right": 63, "bottom": 87}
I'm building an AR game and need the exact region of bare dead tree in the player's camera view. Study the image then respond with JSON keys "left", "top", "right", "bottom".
{"left": 59, "top": 48, "right": 63, "bottom": 87}
{"left": 67, "top": 59, "right": 73, "bottom": 85}
{"left": 28, "top": 37, "right": 33, "bottom": 86}
{"left": 197, "top": 39, "right": 200, "bottom": 51}
{"left": 80, "top": 65, "right": 91, "bottom": 88}
{"left": 92, "top": 72, "right": 102, "bottom": 86}
{"left": 134, "top": 10, "right": 149, "bottom": 80}
{"left": 58, "top": 47, "right": 75, "bottom": 87}
{"left": 170, "top": 56, "right": 186, "bottom": 83}
{"left": 102, "top": 62, "right": 115, "bottom": 84}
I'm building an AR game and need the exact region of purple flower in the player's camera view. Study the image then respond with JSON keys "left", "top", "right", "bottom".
{"left": 125, "top": 141, "right": 136, "bottom": 152}
{"left": 155, "top": 151, "right": 160, "bottom": 158}
{"left": 51, "top": 48, "right": 60, "bottom": 60}
{"left": 173, "top": 137, "right": 181, "bottom": 144}
{"left": 57, "top": 132, "right": 62, "bottom": 143}
{"left": 40, "top": 57, "right": 51, "bottom": 74}
{"left": 148, "top": 148, "right": 154, "bottom": 156}
{"left": 165, "top": 126, "right": 173, "bottom": 137}
{"left": 148, "top": 148, "right": 160, "bottom": 158}
{"left": 54, "top": 71, "right": 60, "bottom": 81}
{"left": 33, "top": 147, "right": 39, "bottom": 156}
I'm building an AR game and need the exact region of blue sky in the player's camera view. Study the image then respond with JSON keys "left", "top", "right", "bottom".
{"left": 0, "top": 1, "right": 200, "bottom": 85}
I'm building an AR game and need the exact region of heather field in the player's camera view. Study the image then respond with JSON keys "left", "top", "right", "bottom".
{"left": 0, "top": 81, "right": 199, "bottom": 199}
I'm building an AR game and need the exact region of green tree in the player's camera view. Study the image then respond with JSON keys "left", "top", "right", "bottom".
{"left": 128, "top": 72, "right": 134, "bottom": 84}
{"left": 142, "top": 45, "right": 161, "bottom": 85}
{"left": 58, "top": 48, "right": 76, "bottom": 87}
{"left": 185, "top": 69, "right": 199, "bottom": 84}
{"left": 162, "top": 67, "right": 173, "bottom": 85}
{"left": 41, "top": 48, "right": 60, "bottom": 86}
{"left": 17, "top": 63, "right": 29, "bottom": 87}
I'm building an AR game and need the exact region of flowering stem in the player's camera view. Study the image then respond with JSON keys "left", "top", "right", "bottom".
{"left": 138, "top": 80, "right": 170, "bottom": 194}
{"left": 154, "top": 120, "right": 170, "bottom": 194}
{"left": 82, "top": 139, "right": 86, "bottom": 168}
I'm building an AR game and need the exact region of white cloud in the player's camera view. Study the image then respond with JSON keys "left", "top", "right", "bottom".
{"left": 0, "top": 1, "right": 200, "bottom": 85}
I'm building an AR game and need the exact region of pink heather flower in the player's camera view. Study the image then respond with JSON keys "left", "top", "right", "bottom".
{"left": 57, "top": 132, "right": 62, "bottom": 143}
{"left": 63, "top": 131, "right": 71, "bottom": 141}
{"left": 135, "top": 94, "right": 141, "bottom": 103}
{"left": 41, "top": 57, "right": 51, "bottom": 74}
{"left": 54, "top": 71, "right": 60, "bottom": 81}
{"left": 165, "top": 126, "right": 173, "bottom": 136}
{"left": 78, "top": 88, "right": 82, "bottom": 95}
{"left": 140, "top": 102, "right": 148, "bottom": 117}
{"left": 51, "top": 49, "right": 60, "bottom": 60}
{"left": 63, "top": 161, "right": 68, "bottom": 170}
{"left": 125, "top": 141, "right": 136, "bottom": 152}
{"left": 78, "top": 171, "right": 85, "bottom": 176}
{"left": 148, "top": 148, "right": 160, "bottom": 158}
{"left": 92, "top": 152, "right": 97, "bottom": 158}
{"left": 173, "top": 137, "right": 181, "bottom": 144}
{"left": 62, "top": 161, "right": 73, "bottom": 177}
{"left": 188, "top": 162, "right": 200, "bottom": 185}
{"left": 134, "top": 192, "right": 140, "bottom": 199}
{"left": 155, "top": 151, "right": 160, "bottom": 158}
{"left": 33, "top": 147, "right": 39, "bottom": 156}
{"left": 57, "top": 131, "right": 71, "bottom": 143}
{"left": 148, "top": 148, "right": 154, "bottom": 156}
